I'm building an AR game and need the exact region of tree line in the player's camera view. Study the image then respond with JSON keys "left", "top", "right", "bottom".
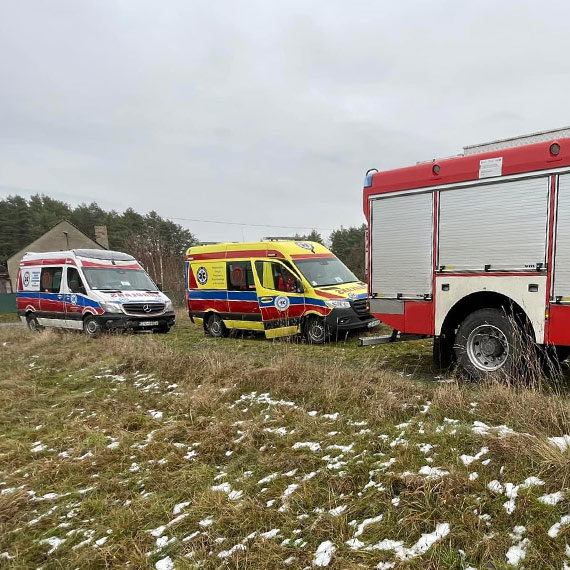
{"left": 0, "top": 195, "right": 366, "bottom": 292}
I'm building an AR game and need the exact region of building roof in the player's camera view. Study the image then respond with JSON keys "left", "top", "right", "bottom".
{"left": 7, "top": 219, "right": 105, "bottom": 265}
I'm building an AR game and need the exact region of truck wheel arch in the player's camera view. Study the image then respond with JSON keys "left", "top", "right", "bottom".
{"left": 439, "top": 291, "right": 535, "bottom": 343}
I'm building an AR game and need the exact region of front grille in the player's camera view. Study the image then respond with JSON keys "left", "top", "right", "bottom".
{"left": 122, "top": 302, "right": 165, "bottom": 316}
{"left": 351, "top": 298, "right": 370, "bottom": 317}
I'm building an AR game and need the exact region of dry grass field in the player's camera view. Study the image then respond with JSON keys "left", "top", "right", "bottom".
{"left": 2, "top": 315, "right": 570, "bottom": 569}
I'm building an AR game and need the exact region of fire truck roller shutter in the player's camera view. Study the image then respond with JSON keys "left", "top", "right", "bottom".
{"left": 438, "top": 177, "right": 549, "bottom": 271}
{"left": 370, "top": 191, "right": 433, "bottom": 299}
{"left": 553, "top": 174, "right": 570, "bottom": 299}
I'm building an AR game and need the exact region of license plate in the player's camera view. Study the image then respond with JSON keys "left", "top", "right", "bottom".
{"left": 368, "top": 319, "right": 381, "bottom": 328}
{"left": 139, "top": 321, "right": 159, "bottom": 327}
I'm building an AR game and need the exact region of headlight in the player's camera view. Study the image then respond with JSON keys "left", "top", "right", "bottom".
{"left": 165, "top": 300, "right": 174, "bottom": 312}
{"left": 325, "top": 299, "right": 351, "bottom": 309}
{"left": 100, "top": 301, "right": 122, "bottom": 313}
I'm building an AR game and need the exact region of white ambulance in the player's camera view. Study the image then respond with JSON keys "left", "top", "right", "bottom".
{"left": 17, "top": 249, "right": 175, "bottom": 336}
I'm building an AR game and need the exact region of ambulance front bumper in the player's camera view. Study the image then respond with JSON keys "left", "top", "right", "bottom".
{"left": 325, "top": 307, "right": 380, "bottom": 332}
{"left": 95, "top": 311, "right": 176, "bottom": 331}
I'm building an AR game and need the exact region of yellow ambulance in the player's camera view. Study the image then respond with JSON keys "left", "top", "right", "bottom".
{"left": 185, "top": 240, "right": 379, "bottom": 342}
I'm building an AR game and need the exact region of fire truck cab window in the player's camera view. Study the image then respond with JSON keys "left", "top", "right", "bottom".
{"left": 228, "top": 261, "right": 255, "bottom": 291}
{"left": 40, "top": 267, "right": 63, "bottom": 293}
{"left": 255, "top": 261, "right": 299, "bottom": 292}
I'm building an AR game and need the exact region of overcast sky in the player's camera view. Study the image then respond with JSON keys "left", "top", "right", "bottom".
{"left": 0, "top": 1, "right": 568, "bottom": 243}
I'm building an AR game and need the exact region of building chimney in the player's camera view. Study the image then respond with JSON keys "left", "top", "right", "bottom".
{"left": 94, "top": 225, "right": 109, "bottom": 249}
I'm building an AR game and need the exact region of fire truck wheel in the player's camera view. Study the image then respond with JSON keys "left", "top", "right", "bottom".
{"left": 304, "top": 316, "right": 329, "bottom": 344}
{"left": 205, "top": 313, "right": 228, "bottom": 338}
{"left": 454, "top": 308, "right": 522, "bottom": 379}
{"left": 26, "top": 313, "right": 42, "bottom": 333}
{"left": 83, "top": 316, "right": 102, "bottom": 338}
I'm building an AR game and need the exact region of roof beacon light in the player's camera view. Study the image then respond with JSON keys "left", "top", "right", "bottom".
{"left": 550, "top": 142, "right": 561, "bottom": 156}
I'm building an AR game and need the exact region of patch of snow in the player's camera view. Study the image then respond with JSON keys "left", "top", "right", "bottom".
{"left": 548, "top": 435, "right": 570, "bottom": 452}
{"left": 218, "top": 543, "right": 246, "bottom": 558}
{"left": 313, "top": 540, "right": 336, "bottom": 567}
{"left": 260, "top": 528, "right": 280, "bottom": 539}
{"left": 258, "top": 473, "right": 279, "bottom": 484}
{"left": 293, "top": 442, "right": 322, "bottom": 452}
{"left": 354, "top": 514, "right": 384, "bottom": 537}
{"left": 520, "top": 476, "right": 545, "bottom": 489}
{"left": 283, "top": 484, "right": 299, "bottom": 497}
{"left": 488, "top": 480, "right": 504, "bottom": 494}
{"left": 173, "top": 501, "right": 191, "bottom": 514}
{"left": 155, "top": 556, "right": 174, "bottom": 570}
{"left": 322, "top": 413, "right": 339, "bottom": 421}
{"left": 39, "top": 536, "right": 66, "bottom": 554}
{"left": 199, "top": 517, "right": 214, "bottom": 527}
{"left": 460, "top": 447, "right": 489, "bottom": 466}
{"left": 148, "top": 410, "right": 163, "bottom": 420}
{"left": 505, "top": 539, "right": 529, "bottom": 567}
{"left": 365, "top": 523, "right": 450, "bottom": 560}
{"left": 418, "top": 466, "right": 449, "bottom": 479}
{"left": 538, "top": 491, "right": 564, "bottom": 505}
{"left": 328, "top": 505, "right": 347, "bottom": 516}
{"left": 264, "top": 427, "right": 287, "bottom": 436}
{"left": 548, "top": 514, "right": 570, "bottom": 538}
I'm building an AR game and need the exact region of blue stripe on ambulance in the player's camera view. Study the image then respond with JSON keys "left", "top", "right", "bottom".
{"left": 17, "top": 291, "right": 102, "bottom": 309}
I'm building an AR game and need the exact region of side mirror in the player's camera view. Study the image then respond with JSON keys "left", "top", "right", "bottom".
{"left": 296, "top": 279, "right": 304, "bottom": 294}
{"left": 157, "top": 282, "right": 163, "bottom": 291}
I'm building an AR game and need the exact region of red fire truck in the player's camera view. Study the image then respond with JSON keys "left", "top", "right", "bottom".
{"left": 363, "top": 127, "right": 570, "bottom": 377}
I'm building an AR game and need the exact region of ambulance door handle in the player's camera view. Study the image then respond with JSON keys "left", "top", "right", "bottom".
{"left": 261, "top": 297, "right": 273, "bottom": 303}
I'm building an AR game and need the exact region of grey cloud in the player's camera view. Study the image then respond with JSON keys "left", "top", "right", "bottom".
{"left": 1, "top": 1, "right": 569, "bottom": 242}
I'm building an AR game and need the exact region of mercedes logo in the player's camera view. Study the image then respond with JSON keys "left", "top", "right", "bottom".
{"left": 143, "top": 304, "right": 151, "bottom": 313}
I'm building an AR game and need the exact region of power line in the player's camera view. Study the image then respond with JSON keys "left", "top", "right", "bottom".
{"left": 164, "top": 215, "right": 333, "bottom": 232}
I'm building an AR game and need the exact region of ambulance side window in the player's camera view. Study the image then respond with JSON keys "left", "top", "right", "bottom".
{"left": 227, "top": 261, "right": 255, "bottom": 291}
{"left": 67, "top": 267, "right": 86, "bottom": 294}
{"left": 40, "top": 267, "right": 63, "bottom": 293}
{"left": 255, "top": 261, "right": 299, "bottom": 293}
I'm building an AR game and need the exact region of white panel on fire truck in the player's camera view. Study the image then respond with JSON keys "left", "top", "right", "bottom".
{"left": 438, "top": 176, "right": 548, "bottom": 271}
{"left": 370, "top": 192, "right": 433, "bottom": 298}
{"left": 464, "top": 126, "right": 570, "bottom": 155}
{"left": 553, "top": 174, "right": 570, "bottom": 299}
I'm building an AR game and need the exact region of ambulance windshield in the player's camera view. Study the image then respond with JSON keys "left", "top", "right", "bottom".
{"left": 82, "top": 268, "right": 158, "bottom": 292}
{"left": 293, "top": 257, "right": 358, "bottom": 287}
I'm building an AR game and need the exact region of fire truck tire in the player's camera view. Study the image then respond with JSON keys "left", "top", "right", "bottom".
{"left": 454, "top": 308, "right": 522, "bottom": 379}
{"left": 205, "top": 313, "right": 228, "bottom": 338}
{"left": 433, "top": 336, "right": 453, "bottom": 369}
{"left": 26, "top": 313, "right": 42, "bottom": 332}
{"left": 83, "top": 316, "right": 102, "bottom": 338}
{"left": 304, "top": 316, "right": 329, "bottom": 344}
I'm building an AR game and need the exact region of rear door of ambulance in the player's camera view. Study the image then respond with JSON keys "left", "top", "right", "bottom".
{"left": 188, "top": 259, "right": 230, "bottom": 321}
{"left": 252, "top": 259, "right": 306, "bottom": 338}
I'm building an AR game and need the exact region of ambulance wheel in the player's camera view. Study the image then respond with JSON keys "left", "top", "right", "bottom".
{"left": 205, "top": 313, "right": 228, "bottom": 338}
{"left": 26, "top": 313, "right": 42, "bottom": 332}
{"left": 304, "top": 316, "right": 329, "bottom": 344}
{"left": 454, "top": 308, "right": 522, "bottom": 379}
{"left": 83, "top": 316, "right": 102, "bottom": 338}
